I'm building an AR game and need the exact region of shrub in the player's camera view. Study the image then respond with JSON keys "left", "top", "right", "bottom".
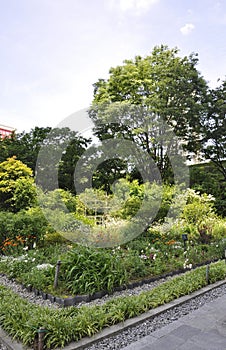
{"left": 209, "top": 219, "right": 226, "bottom": 240}
{"left": 43, "top": 232, "right": 69, "bottom": 245}
{"left": 0, "top": 157, "right": 37, "bottom": 212}
{"left": 0, "top": 208, "right": 50, "bottom": 254}
{"left": 181, "top": 189, "right": 216, "bottom": 225}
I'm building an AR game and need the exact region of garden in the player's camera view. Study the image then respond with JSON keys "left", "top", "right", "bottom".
{"left": 0, "top": 161, "right": 225, "bottom": 348}
{"left": 0, "top": 45, "right": 225, "bottom": 348}
{"left": 0, "top": 163, "right": 226, "bottom": 298}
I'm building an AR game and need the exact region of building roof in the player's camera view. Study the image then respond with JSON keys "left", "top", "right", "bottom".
{"left": 0, "top": 124, "right": 16, "bottom": 132}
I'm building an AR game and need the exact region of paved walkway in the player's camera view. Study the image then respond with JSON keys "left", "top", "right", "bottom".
{"left": 122, "top": 293, "right": 226, "bottom": 350}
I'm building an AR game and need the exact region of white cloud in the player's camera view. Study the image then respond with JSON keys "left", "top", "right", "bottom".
{"left": 180, "top": 23, "right": 195, "bottom": 35}
{"left": 110, "top": 0, "right": 159, "bottom": 15}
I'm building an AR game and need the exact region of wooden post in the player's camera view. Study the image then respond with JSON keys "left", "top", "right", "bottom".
{"left": 37, "top": 328, "right": 46, "bottom": 350}
{"left": 54, "top": 260, "right": 61, "bottom": 289}
{"left": 206, "top": 264, "right": 210, "bottom": 284}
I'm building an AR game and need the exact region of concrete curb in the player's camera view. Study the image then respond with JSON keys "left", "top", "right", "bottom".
{"left": 1, "top": 279, "right": 226, "bottom": 350}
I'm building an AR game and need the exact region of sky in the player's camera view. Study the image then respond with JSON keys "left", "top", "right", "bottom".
{"left": 0, "top": 0, "right": 226, "bottom": 133}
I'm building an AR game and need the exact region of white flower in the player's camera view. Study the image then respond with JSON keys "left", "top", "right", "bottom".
{"left": 23, "top": 246, "right": 29, "bottom": 251}
{"left": 36, "top": 263, "right": 54, "bottom": 270}
{"left": 183, "top": 260, "right": 192, "bottom": 269}
{"left": 140, "top": 254, "right": 148, "bottom": 260}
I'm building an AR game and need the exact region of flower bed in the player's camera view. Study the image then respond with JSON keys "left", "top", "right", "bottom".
{"left": 0, "top": 239, "right": 225, "bottom": 298}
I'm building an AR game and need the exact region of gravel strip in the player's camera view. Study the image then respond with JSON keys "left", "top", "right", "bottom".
{"left": 0, "top": 274, "right": 60, "bottom": 309}
{"left": 76, "top": 275, "right": 174, "bottom": 308}
{"left": 84, "top": 283, "right": 226, "bottom": 350}
{"left": 0, "top": 273, "right": 174, "bottom": 309}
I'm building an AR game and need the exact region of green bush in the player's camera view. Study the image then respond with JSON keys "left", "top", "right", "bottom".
{"left": 208, "top": 219, "right": 226, "bottom": 240}
{"left": 0, "top": 208, "right": 50, "bottom": 254}
{"left": 21, "top": 265, "right": 55, "bottom": 291}
{"left": 0, "top": 157, "right": 37, "bottom": 212}
{"left": 37, "top": 188, "right": 78, "bottom": 213}
{"left": 43, "top": 232, "right": 69, "bottom": 245}
{"left": 181, "top": 189, "right": 216, "bottom": 225}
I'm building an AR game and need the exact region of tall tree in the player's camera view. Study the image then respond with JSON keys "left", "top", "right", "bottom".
{"left": 36, "top": 127, "right": 90, "bottom": 192}
{"left": 200, "top": 80, "right": 226, "bottom": 181}
{"left": 58, "top": 135, "right": 91, "bottom": 193}
{"left": 89, "top": 45, "right": 208, "bottom": 182}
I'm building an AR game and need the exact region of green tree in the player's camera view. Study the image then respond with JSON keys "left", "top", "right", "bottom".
{"left": 0, "top": 127, "right": 90, "bottom": 193}
{"left": 0, "top": 157, "right": 37, "bottom": 212}
{"left": 190, "top": 162, "right": 226, "bottom": 216}
{"left": 36, "top": 127, "right": 90, "bottom": 192}
{"left": 89, "top": 45, "right": 208, "bottom": 182}
{"left": 58, "top": 135, "right": 90, "bottom": 193}
{"left": 0, "top": 127, "right": 52, "bottom": 171}
{"left": 200, "top": 80, "right": 226, "bottom": 181}
{"left": 90, "top": 158, "right": 127, "bottom": 193}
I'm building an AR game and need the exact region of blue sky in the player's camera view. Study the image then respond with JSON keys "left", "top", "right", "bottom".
{"left": 0, "top": 0, "right": 226, "bottom": 132}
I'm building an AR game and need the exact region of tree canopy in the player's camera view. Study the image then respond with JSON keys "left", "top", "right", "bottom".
{"left": 89, "top": 45, "right": 208, "bottom": 183}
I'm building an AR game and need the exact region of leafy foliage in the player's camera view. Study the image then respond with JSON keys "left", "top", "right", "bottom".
{"left": 200, "top": 80, "right": 226, "bottom": 181}
{"left": 89, "top": 45, "right": 208, "bottom": 182}
{"left": 0, "top": 157, "right": 36, "bottom": 212}
{"left": 35, "top": 127, "right": 90, "bottom": 192}
{"left": 0, "top": 127, "right": 52, "bottom": 171}
{"left": 60, "top": 245, "right": 128, "bottom": 295}
{"left": 0, "top": 208, "right": 49, "bottom": 253}
{"left": 190, "top": 161, "right": 226, "bottom": 216}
